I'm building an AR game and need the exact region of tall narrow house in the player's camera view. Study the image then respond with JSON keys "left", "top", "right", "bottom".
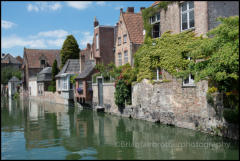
{"left": 114, "top": 7, "right": 144, "bottom": 67}
{"left": 91, "top": 17, "right": 115, "bottom": 65}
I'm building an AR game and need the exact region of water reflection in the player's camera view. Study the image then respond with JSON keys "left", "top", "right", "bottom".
{"left": 1, "top": 97, "right": 239, "bottom": 160}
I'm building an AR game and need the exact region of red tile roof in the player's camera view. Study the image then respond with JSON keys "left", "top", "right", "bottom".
{"left": 16, "top": 56, "right": 23, "bottom": 64}
{"left": 122, "top": 12, "right": 144, "bottom": 44}
{"left": 24, "top": 48, "right": 61, "bottom": 68}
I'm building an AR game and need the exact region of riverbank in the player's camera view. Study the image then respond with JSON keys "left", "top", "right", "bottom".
{"left": 92, "top": 79, "right": 239, "bottom": 140}
{"left": 21, "top": 78, "right": 239, "bottom": 140}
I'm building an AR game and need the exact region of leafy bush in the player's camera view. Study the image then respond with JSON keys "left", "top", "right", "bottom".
{"left": 223, "top": 108, "right": 239, "bottom": 124}
{"left": 92, "top": 73, "right": 101, "bottom": 83}
{"left": 47, "top": 81, "right": 56, "bottom": 92}
{"left": 114, "top": 64, "right": 136, "bottom": 108}
{"left": 207, "top": 86, "right": 218, "bottom": 94}
{"left": 114, "top": 78, "right": 131, "bottom": 108}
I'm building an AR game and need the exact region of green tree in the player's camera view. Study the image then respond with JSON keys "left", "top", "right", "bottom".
{"left": 190, "top": 16, "right": 239, "bottom": 92}
{"left": 1, "top": 67, "right": 21, "bottom": 84}
{"left": 60, "top": 35, "right": 80, "bottom": 68}
{"left": 48, "top": 59, "right": 59, "bottom": 92}
{"left": 52, "top": 59, "right": 59, "bottom": 81}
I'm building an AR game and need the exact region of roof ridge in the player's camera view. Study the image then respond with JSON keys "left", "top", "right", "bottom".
{"left": 25, "top": 48, "right": 61, "bottom": 51}
{"left": 122, "top": 12, "right": 131, "bottom": 42}
{"left": 122, "top": 11, "right": 144, "bottom": 44}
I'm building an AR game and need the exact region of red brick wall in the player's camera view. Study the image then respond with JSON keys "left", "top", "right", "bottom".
{"left": 92, "top": 26, "right": 115, "bottom": 66}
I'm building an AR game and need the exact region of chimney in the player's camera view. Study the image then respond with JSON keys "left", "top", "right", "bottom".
{"left": 80, "top": 53, "right": 85, "bottom": 72}
{"left": 120, "top": 8, "right": 123, "bottom": 13}
{"left": 127, "top": 7, "right": 134, "bottom": 13}
{"left": 94, "top": 16, "right": 99, "bottom": 27}
{"left": 140, "top": 7, "right": 145, "bottom": 12}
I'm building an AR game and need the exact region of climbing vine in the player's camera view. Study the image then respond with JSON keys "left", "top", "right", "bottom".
{"left": 142, "top": 1, "right": 177, "bottom": 41}
{"left": 134, "top": 30, "right": 204, "bottom": 82}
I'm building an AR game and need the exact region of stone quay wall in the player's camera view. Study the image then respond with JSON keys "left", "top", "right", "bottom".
{"left": 123, "top": 79, "right": 238, "bottom": 140}
{"left": 92, "top": 78, "right": 238, "bottom": 140}
{"left": 28, "top": 91, "right": 69, "bottom": 105}
{"left": 92, "top": 83, "right": 119, "bottom": 113}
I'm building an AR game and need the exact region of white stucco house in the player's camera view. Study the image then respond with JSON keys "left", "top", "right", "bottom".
{"left": 55, "top": 59, "right": 80, "bottom": 104}
{"left": 29, "top": 77, "right": 38, "bottom": 97}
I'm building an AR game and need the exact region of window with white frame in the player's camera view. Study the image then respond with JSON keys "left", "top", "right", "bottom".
{"left": 123, "top": 34, "right": 127, "bottom": 43}
{"left": 150, "top": 12, "right": 161, "bottom": 38}
{"left": 181, "top": 1, "right": 194, "bottom": 31}
{"left": 58, "top": 79, "right": 61, "bottom": 90}
{"left": 183, "top": 57, "right": 195, "bottom": 86}
{"left": 63, "top": 77, "right": 68, "bottom": 90}
{"left": 124, "top": 50, "right": 128, "bottom": 64}
{"left": 118, "top": 52, "right": 122, "bottom": 66}
{"left": 152, "top": 67, "right": 162, "bottom": 80}
{"left": 118, "top": 37, "right": 121, "bottom": 46}
{"left": 96, "top": 34, "right": 99, "bottom": 50}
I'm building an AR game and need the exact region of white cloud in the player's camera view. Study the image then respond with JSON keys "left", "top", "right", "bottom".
{"left": 47, "top": 38, "right": 65, "bottom": 47}
{"left": 2, "top": 35, "right": 46, "bottom": 49}
{"left": 37, "top": 29, "right": 68, "bottom": 38}
{"left": 96, "top": 1, "right": 106, "bottom": 6}
{"left": 2, "top": 29, "right": 69, "bottom": 49}
{"left": 66, "top": 1, "right": 92, "bottom": 10}
{"left": 1, "top": 20, "right": 16, "bottom": 29}
{"left": 27, "top": 2, "right": 62, "bottom": 12}
{"left": 79, "top": 32, "right": 93, "bottom": 47}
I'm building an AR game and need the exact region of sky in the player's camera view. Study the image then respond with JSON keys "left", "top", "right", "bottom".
{"left": 1, "top": 1, "right": 154, "bottom": 57}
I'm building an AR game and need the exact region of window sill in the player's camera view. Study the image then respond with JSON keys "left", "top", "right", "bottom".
{"left": 182, "top": 84, "right": 196, "bottom": 88}
{"left": 181, "top": 27, "right": 195, "bottom": 32}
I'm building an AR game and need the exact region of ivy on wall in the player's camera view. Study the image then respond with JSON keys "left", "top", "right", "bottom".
{"left": 134, "top": 30, "right": 204, "bottom": 82}
{"left": 141, "top": 1, "right": 177, "bottom": 41}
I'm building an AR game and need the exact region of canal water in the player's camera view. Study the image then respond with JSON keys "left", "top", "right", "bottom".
{"left": 1, "top": 97, "right": 239, "bottom": 160}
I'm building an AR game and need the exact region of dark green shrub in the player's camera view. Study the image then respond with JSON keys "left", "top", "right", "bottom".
{"left": 223, "top": 108, "right": 239, "bottom": 124}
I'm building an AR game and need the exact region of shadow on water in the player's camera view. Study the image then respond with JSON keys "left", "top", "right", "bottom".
{"left": 1, "top": 97, "right": 239, "bottom": 160}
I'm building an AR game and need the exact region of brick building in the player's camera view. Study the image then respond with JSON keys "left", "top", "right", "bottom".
{"left": 74, "top": 18, "right": 116, "bottom": 105}
{"left": 149, "top": 1, "right": 239, "bottom": 37}
{"left": 22, "top": 48, "right": 61, "bottom": 90}
{"left": 91, "top": 17, "right": 115, "bottom": 66}
{"left": 114, "top": 7, "right": 144, "bottom": 67}
{"left": 148, "top": 1, "right": 239, "bottom": 86}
